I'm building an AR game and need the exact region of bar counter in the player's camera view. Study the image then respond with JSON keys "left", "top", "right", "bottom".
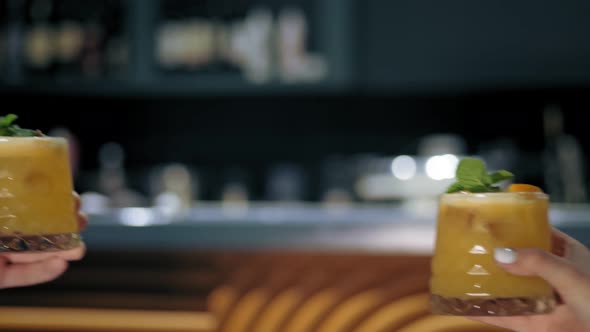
{"left": 83, "top": 202, "right": 590, "bottom": 252}
{"left": 0, "top": 202, "right": 587, "bottom": 332}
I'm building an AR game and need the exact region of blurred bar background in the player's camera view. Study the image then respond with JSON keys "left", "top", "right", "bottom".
{"left": 0, "top": 0, "right": 590, "bottom": 331}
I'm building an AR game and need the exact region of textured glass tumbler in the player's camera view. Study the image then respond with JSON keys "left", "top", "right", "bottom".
{"left": 430, "top": 192, "right": 556, "bottom": 316}
{"left": 0, "top": 137, "right": 80, "bottom": 252}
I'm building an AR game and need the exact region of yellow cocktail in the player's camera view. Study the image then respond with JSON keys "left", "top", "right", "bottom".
{"left": 0, "top": 136, "right": 80, "bottom": 251}
{"left": 430, "top": 192, "right": 556, "bottom": 315}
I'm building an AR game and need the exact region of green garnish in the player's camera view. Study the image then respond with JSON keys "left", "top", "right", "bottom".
{"left": 446, "top": 158, "right": 514, "bottom": 193}
{"left": 0, "top": 114, "right": 41, "bottom": 137}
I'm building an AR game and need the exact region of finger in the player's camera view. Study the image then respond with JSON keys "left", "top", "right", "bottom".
{"left": 59, "top": 243, "right": 86, "bottom": 261}
{"left": 494, "top": 248, "right": 589, "bottom": 300}
{"left": 551, "top": 229, "right": 575, "bottom": 304}
{"left": 74, "top": 191, "right": 85, "bottom": 228}
{"left": 1, "top": 252, "right": 55, "bottom": 263}
{"left": 2, "top": 243, "right": 86, "bottom": 264}
{"left": 78, "top": 211, "right": 88, "bottom": 231}
{"left": 551, "top": 228, "right": 590, "bottom": 274}
{"left": 0, "top": 257, "right": 67, "bottom": 289}
{"left": 551, "top": 229, "right": 567, "bottom": 257}
{"left": 74, "top": 191, "right": 88, "bottom": 232}
{"left": 73, "top": 191, "right": 81, "bottom": 211}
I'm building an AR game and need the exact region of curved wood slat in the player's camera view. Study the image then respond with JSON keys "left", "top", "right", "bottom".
{"left": 283, "top": 288, "right": 341, "bottom": 332}
{"left": 249, "top": 271, "right": 341, "bottom": 332}
{"left": 220, "top": 288, "right": 270, "bottom": 332}
{"left": 211, "top": 257, "right": 275, "bottom": 331}
{"left": 314, "top": 273, "right": 430, "bottom": 332}
{"left": 397, "top": 315, "right": 510, "bottom": 332}
{"left": 209, "top": 253, "right": 435, "bottom": 332}
{"left": 315, "top": 289, "right": 383, "bottom": 332}
{"left": 208, "top": 286, "right": 238, "bottom": 318}
{"left": 352, "top": 293, "right": 430, "bottom": 332}
{"left": 217, "top": 255, "right": 313, "bottom": 332}
{"left": 250, "top": 288, "right": 304, "bottom": 332}
{"left": 0, "top": 307, "right": 216, "bottom": 332}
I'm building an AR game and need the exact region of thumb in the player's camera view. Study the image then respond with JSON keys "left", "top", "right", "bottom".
{"left": 494, "top": 248, "right": 588, "bottom": 300}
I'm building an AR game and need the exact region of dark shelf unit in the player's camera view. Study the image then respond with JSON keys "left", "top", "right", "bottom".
{"left": 5, "top": 0, "right": 590, "bottom": 97}
{"left": 1, "top": 0, "right": 358, "bottom": 96}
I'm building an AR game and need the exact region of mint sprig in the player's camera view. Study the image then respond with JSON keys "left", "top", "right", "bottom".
{"left": 446, "top": 158, "right": 513, "bottom": 193}
{"left": 0, "top": 114, "right": 40, "bottom": 137}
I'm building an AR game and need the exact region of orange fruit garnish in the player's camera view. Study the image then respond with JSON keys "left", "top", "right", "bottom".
{"left": 507, "top": 184, "right": 543, "bottom": 193}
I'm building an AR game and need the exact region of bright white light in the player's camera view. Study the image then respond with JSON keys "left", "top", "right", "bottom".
{"left": 425, "top": 154, "right": 459, "bottom": 180}
{"left": 441, "top": 154, "right": 459, "bottom": 168}
{"left": 391, "top": 155, "right": 416, "bottom": 180}
{"left": 119, "top": 208, "right": 154, "bottom": 227}
{"left": 425, "top": 156, "right": 444, "bottom": 180}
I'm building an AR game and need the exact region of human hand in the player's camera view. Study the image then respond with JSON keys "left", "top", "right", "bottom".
{"left": 0, "top": 192, "right": 87, "bottom": 289}
{"left": 471, "top": 228, "right": 590, "bottom": 332}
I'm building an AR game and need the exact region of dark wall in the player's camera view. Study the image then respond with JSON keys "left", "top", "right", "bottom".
{"left": 6, "top": 88, "right": 590, "bottom": 200}
{"left": 363, "top": 0, "right": 590, "bottom": 93}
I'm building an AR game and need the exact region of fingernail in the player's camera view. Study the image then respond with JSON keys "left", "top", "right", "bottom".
{"left": 494, "top": 248, "right": 517, "bottom": 264}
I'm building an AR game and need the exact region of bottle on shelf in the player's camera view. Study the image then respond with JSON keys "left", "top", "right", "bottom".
{"left": 277, "top": 7, "right": 327, "bottom": 83}
{"left": 155, "top": 3, "right": 328, "bottom": 84}
{"left": 24, "top": 0, "right": 55, "bottom": 75}
{"left": 20, "top": 0, "right": 126, "bottom": 80}
{"left": 229, "top": 7, "right": 274, "bottom": 84}
{"left": 220, "top": 167, "right": 250, "bottom": 217}
{"left": 543, "top": 105, "right": 588, "bottom": 203}
{"left": 96, "top": 142, "right": 146, "bottom": 209}
{"left": 265, "top": 163, "right": 307, "bottom": 202}
{"left": 156, "top": 19, "right": 215, "bottom": 71}
{"left": 319, "top": 156, "right": 354, "bottom": 210}
{"left": 150, "top": 163, "right": 197, "bottom": 217}
{"left": 54, "top": 20, "right": 84, "bottom": 76}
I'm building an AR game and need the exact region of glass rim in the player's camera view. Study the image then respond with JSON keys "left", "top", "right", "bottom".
{"left": 0, "top": 136, "right": 65, "bottom": 141}
{"left": 440, "top": 191, "right": 548, "bottom": 200}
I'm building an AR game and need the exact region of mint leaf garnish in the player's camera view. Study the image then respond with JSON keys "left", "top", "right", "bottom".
{"left": 455, "top": 158, "right": 488, "bottom": 188}
{"left": 446, "top": 182, "right": 464, "bottom": 193}
{"left": 489, "top": 170, "right": 514, "bottom": 184}
{"left": 446, "top": 158, "right": 513, "bottom": 193}
{"left": 0, "top": 114, "right": 17, "bottom": 128}
{"left": 0, "top": 114, "right": 41, "bottom": 137}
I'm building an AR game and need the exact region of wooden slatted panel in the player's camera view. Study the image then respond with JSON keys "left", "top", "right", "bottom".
{"left": 0, "top": 307, "right": 216, "bottom": 332}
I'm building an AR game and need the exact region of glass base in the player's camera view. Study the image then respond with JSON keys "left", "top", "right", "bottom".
{"left": 430, "top": 294, "right": 556, "bottom": 316}
{"left": 0, "top": 233, "right": 81, "bottom": 252}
